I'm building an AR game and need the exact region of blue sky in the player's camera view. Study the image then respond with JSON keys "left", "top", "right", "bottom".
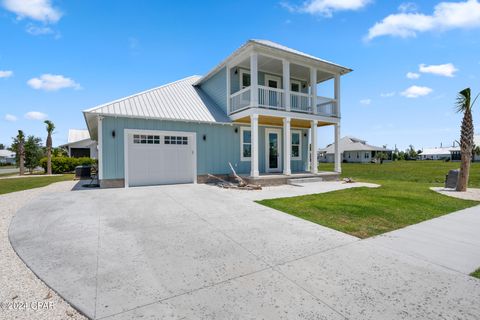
{"left": 0, "top": 0, "right": 479, "bottom": 150}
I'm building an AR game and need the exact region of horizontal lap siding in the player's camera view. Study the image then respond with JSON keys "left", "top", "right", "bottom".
{"left": 101, "top": 117, "right": 309, "bottom": 179}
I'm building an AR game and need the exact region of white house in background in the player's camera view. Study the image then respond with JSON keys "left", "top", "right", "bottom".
{"left": 318, "top": 136, "right": 392, "bottom": 163}
{"left": 418, "top": 147, "right": 459, "bottom": 160}
{"left": 60, "top": 129, "right": 98, "bottom": 159}
{"left": 0, "top": 150, "right": 15, "bottom": 165}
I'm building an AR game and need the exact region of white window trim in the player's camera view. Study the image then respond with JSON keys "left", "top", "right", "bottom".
{"left": 264, "top": 74, "right": 282, "bottom": 88}
{"left": 290, "top": 79, "right": 302, "bottom": 93}
{"left": 291, "top": 130, "right": 302, "bottom": 160}
{"left": 240, "top": 127, "right": 251, "bottom": 161}
{"left": 240, "top": 69, "right": 251, "bottom": 89}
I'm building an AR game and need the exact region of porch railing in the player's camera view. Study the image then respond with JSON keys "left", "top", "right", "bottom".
{"left": 230, "top": 87, "right": 251, "bottom": 113}
{"left": 229, "top": 88, "right": 338, "bottom": 117}
{"left": 258, "top": 85, "right": 285, "bottom": 110}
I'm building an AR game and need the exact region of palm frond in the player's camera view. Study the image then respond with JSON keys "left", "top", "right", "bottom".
{"left": 455, "top": 88, "right": 471, "bottom": 114}
{"left": 44, "top": 120, "right": 55, "bottom": 133}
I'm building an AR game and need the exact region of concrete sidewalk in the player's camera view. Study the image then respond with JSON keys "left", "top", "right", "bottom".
{"left": 366, "top": 205, "right": 480, "bottom": 274}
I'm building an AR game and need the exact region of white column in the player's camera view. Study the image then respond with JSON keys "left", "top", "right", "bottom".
{"left": 310, "top": 120, "right": 318, "bottom": 174}
{"left": 250, "top": 52, "right": 258, "bottom": 107}
{"left": 226, "top": 64, "right": 231, "bottom": 114}
{"left": 310, "top": 67, "right": 317, "bottom": 113}
{"left": 283, "top": 117, "right": 291, "bottom": 175}
{"left": 334, "top": 123, "right": 341, "bottom": 173}
{"left": 97, "top": 116, "right": 103, "bottom": 181}
{"left": 250, "top": 114, "right": 259, "bottom": 177}
{"left": 334, "top": 74, "right": 341, "bottom": 117}
{"left": 282, "top": 59, "right": 290, "bottom": 112}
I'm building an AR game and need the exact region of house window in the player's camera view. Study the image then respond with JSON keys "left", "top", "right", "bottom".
{"left": 357, "top": 152, "right": 360, "bottom": 159}
{"left": 240, "top": 127, "right": 251, "bottom": 160}
{"left": 240, "top": 70, "right": 251, "bottom": 89}
{"left": 164, "top": 136, "right": 188, "bottom": 145}
{"left": 291, "top": 130, "right": 302, "bottom": 160}
{"left": 365, "top": 152, "right": 369, "bottom": 159}
{"left": 133, "top": 134, "right": 161, "bottom": 144}
{"left": 290, "top": 80, "right": 301, "bottom": 93}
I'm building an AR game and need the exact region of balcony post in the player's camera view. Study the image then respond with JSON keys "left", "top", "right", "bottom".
{"left": 334, "top": 74, "right": 341, "bottom": 117}
{"left": 250, "top": 114, "right": 259, "bottom": 177}
{"left": 226, "top": 64, "right": 231, "bottom": 114}
{"left": 334, "top": 123, "right": 341, "bottom": 173}
{"left": 310, "top": 67, "right": 317, "bottom": 114}
{"left": 250, "top": 52, "right": 258, "bottom": 107}
{"left": 310, "top": 120, "right": 318, "bottom": 174}
{"left": 283, "top": 117, "right": 291, "bottom": 175}
{"left": 282, "top": 59, "right": 290, "bottom": 112}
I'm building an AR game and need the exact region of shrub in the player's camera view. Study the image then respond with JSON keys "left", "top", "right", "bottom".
{"left": 40, "top": 156, "right": 97, "bottom": 174}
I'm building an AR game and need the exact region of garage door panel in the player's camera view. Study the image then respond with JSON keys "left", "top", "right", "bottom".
{"left": 127, "top": 132, "right": 195, "bottom": 187}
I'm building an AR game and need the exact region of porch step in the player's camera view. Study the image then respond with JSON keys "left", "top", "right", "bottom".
{"left": 287, "top": 177, "right": 326, "bottom": 185}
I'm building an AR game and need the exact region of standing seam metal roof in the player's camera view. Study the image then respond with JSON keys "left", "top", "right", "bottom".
{"left": 83, "top": 76, "right": 230, "bottom": 123}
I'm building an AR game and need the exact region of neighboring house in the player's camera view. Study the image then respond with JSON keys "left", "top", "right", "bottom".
{"left": 475, "top": 135, "right": 480, "bottom": 162}
{"left": 84, "top": 39, "right": 351, "bottom": 187}
{"left": 60, "top": 129, "right": 98, "bottom": 159}
{"left": 318, "top": 136, "right": 392, "bottom": 163}
{"left": 0, "top": 150, "right": 16, "bottom": 165}
{"left": 418, "top": 147, "right": 458, "bottom": 160}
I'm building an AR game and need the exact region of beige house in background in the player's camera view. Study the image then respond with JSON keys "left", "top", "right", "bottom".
{"left": 60, "top": 129, "right": 98, "bottom": 159}
{"left": 318, "top": 136, "right": 392, "bottom": 163}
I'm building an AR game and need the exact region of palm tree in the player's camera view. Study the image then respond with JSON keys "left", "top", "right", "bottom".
{"left": 17, "top": 130, "right": 25, "bottom": 176}
{"left": 455, "top": 88, "right": 478, "bottom": 191}
{"left": 44, "top": 120, "right": 55, "bottom": 175}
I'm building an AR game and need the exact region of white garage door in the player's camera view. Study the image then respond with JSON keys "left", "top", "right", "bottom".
{"left": 126, "top": 130, "right": 196, "bottom": 187}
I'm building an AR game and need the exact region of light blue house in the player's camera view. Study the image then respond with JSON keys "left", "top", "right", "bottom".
{"left": 84, "top": 40, "right": 351, "bottom": 187}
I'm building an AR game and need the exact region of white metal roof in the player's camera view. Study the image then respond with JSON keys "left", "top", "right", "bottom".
{"left": 318, "top": 136, "right": 391, "bottom": 154}
{"left": 68, "top": 129, "right": 90, "bottom": 143}
{"left": 0, "top": 150, "right": 15, "bottom": 158}
{"left": 84, "top": 76, "right": 229, "bottom": 122}
{"left": 419, "top": 147, "right": 457, "bottom": 156}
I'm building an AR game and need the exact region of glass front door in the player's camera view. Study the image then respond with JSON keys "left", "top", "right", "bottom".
{"left": 266, "top": 129, "right": 282, "bottom": 173}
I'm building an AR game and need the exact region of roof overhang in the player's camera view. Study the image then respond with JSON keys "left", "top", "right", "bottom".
{"left": 195, "top": 40, "right": 353, "bottom": 86}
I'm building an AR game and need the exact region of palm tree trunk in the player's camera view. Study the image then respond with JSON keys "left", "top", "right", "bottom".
{"left": 46, "top": 134, "right": 52, "bottom": 175}
{"left": 456, "top": 108, "right": 474, "bottom": 191}
{"left": 19, "top": 142, "right": 25, "bottom": 176}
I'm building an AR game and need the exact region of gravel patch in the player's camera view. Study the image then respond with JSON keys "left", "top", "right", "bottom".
{"left": 0, "top": 181, "right": 87, "bottom": 320}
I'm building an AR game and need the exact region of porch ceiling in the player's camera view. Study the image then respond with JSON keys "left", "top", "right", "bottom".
{"left": 234, "top": 116, "right": 333, "bottom": 128}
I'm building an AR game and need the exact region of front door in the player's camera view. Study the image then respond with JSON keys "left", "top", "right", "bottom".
{"left": 265, "top": 128, "right": 282, "bottom": 173}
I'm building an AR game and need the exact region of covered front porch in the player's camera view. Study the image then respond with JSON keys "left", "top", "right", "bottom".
{"left": 232, "top": 111, "right": 342, "bottom": 181}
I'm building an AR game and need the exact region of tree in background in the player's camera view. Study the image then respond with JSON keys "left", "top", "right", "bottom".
{"left": 0, "top": 143, "right": 5, "bottom": 150}
{"left": 24, "top": 136, "right": 44, "bottom": 173}
{"left": 455, "top": 88, "right": 478, "bottom": 191}
{"left": 10, "top": 131, "right": 26, "bottom": 175}
{"left": 44, "top": 120, "right": 55, "bottom": 175}
{"left": 406, "top": 145, "right": 418, "bottom": 160}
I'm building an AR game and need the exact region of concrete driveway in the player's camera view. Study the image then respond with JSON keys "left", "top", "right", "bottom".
{"left": 9, "top": 183, "right": 480, "bottom": 320}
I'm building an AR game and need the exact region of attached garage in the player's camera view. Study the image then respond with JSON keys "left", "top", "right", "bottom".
{"left": 124, "top": 130, "right": 196, "bottom": 187}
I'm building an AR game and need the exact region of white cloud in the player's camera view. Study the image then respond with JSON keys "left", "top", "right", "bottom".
{"left": 360, "top": 98, "right": 372, "bottom": 105}
{"left": 2, "top": 0, "right": 62, "bottom": 23}
{"left": 0, "top": 70, "right": 13, "bottom": 78}
{"left": 398, "top": 2, "right": 418, "bottom": 13}
{"left": 24, "top": 111, "right": 48, "bottom": 120}
{"left": 27, "top": 74, "right": 81, "bottom": 91}
{"left": 4, "top": 114, "right": 17, "bottom": 122}
{"left": 26, "top": 23, "right": 53, "bottom": 35}
{"left": 401, "top": 85, "right": 433, "bottom": 98}
{"left": 366, "top": 0, "right": 480, "bottom": 40}
{"left": 406, "top": 72, "right": 420, "bottom": 79}
{"left": 284, "top": 0, "right": 371, "bottom": 17}
{"left": 380, "top": 92, "right": 396, "bottom": 97}
{"left": 419, "top": 63, "right": 458, "bottom": 77}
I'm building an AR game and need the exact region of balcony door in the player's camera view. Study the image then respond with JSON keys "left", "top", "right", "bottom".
{"left": 264, "top": 75, "right": 282, "bottom": 109}
{"left": 265, "top": 128, "right": 282, "bottom": 173}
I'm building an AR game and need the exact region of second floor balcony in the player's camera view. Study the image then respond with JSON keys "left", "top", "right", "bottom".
{"left": 230, "top": 85, "right": 338, "bottom": 117}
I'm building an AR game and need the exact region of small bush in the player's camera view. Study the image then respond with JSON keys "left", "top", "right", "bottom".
{"left": 40, "top": 156, "right": 97, "bottom": 174}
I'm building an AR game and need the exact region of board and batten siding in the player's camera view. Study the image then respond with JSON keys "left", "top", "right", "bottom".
{"left": 199, "top": 67, "right": 227, "bottom": 114}
{"left": 100, "top": 117, "right": 308, "bottom": 180}
{"left": 230, "top": 68, "right": 309, "bottom": 94}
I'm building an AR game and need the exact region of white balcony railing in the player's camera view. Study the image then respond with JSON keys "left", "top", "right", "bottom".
{"left": 258, "top": 85, "right": 284, "bottom": 110}
{"left": 230, "top": 87, "right": 251, "bottom": 113}
{"left": 230, "top": 87, "right": 338, "bottom": 118}
{"left": 290, "top": 92, "right": 311, "bottom": 113}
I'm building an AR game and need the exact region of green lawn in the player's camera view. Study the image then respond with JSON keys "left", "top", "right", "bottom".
{"left": 471, "top": 268, "right": 480, "bottom": 279}
{"left": 258, "top": 161, "right": 479, "bottom": 238}
{"left": 0, "top": 174, "right": 74, "bottom": 195}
